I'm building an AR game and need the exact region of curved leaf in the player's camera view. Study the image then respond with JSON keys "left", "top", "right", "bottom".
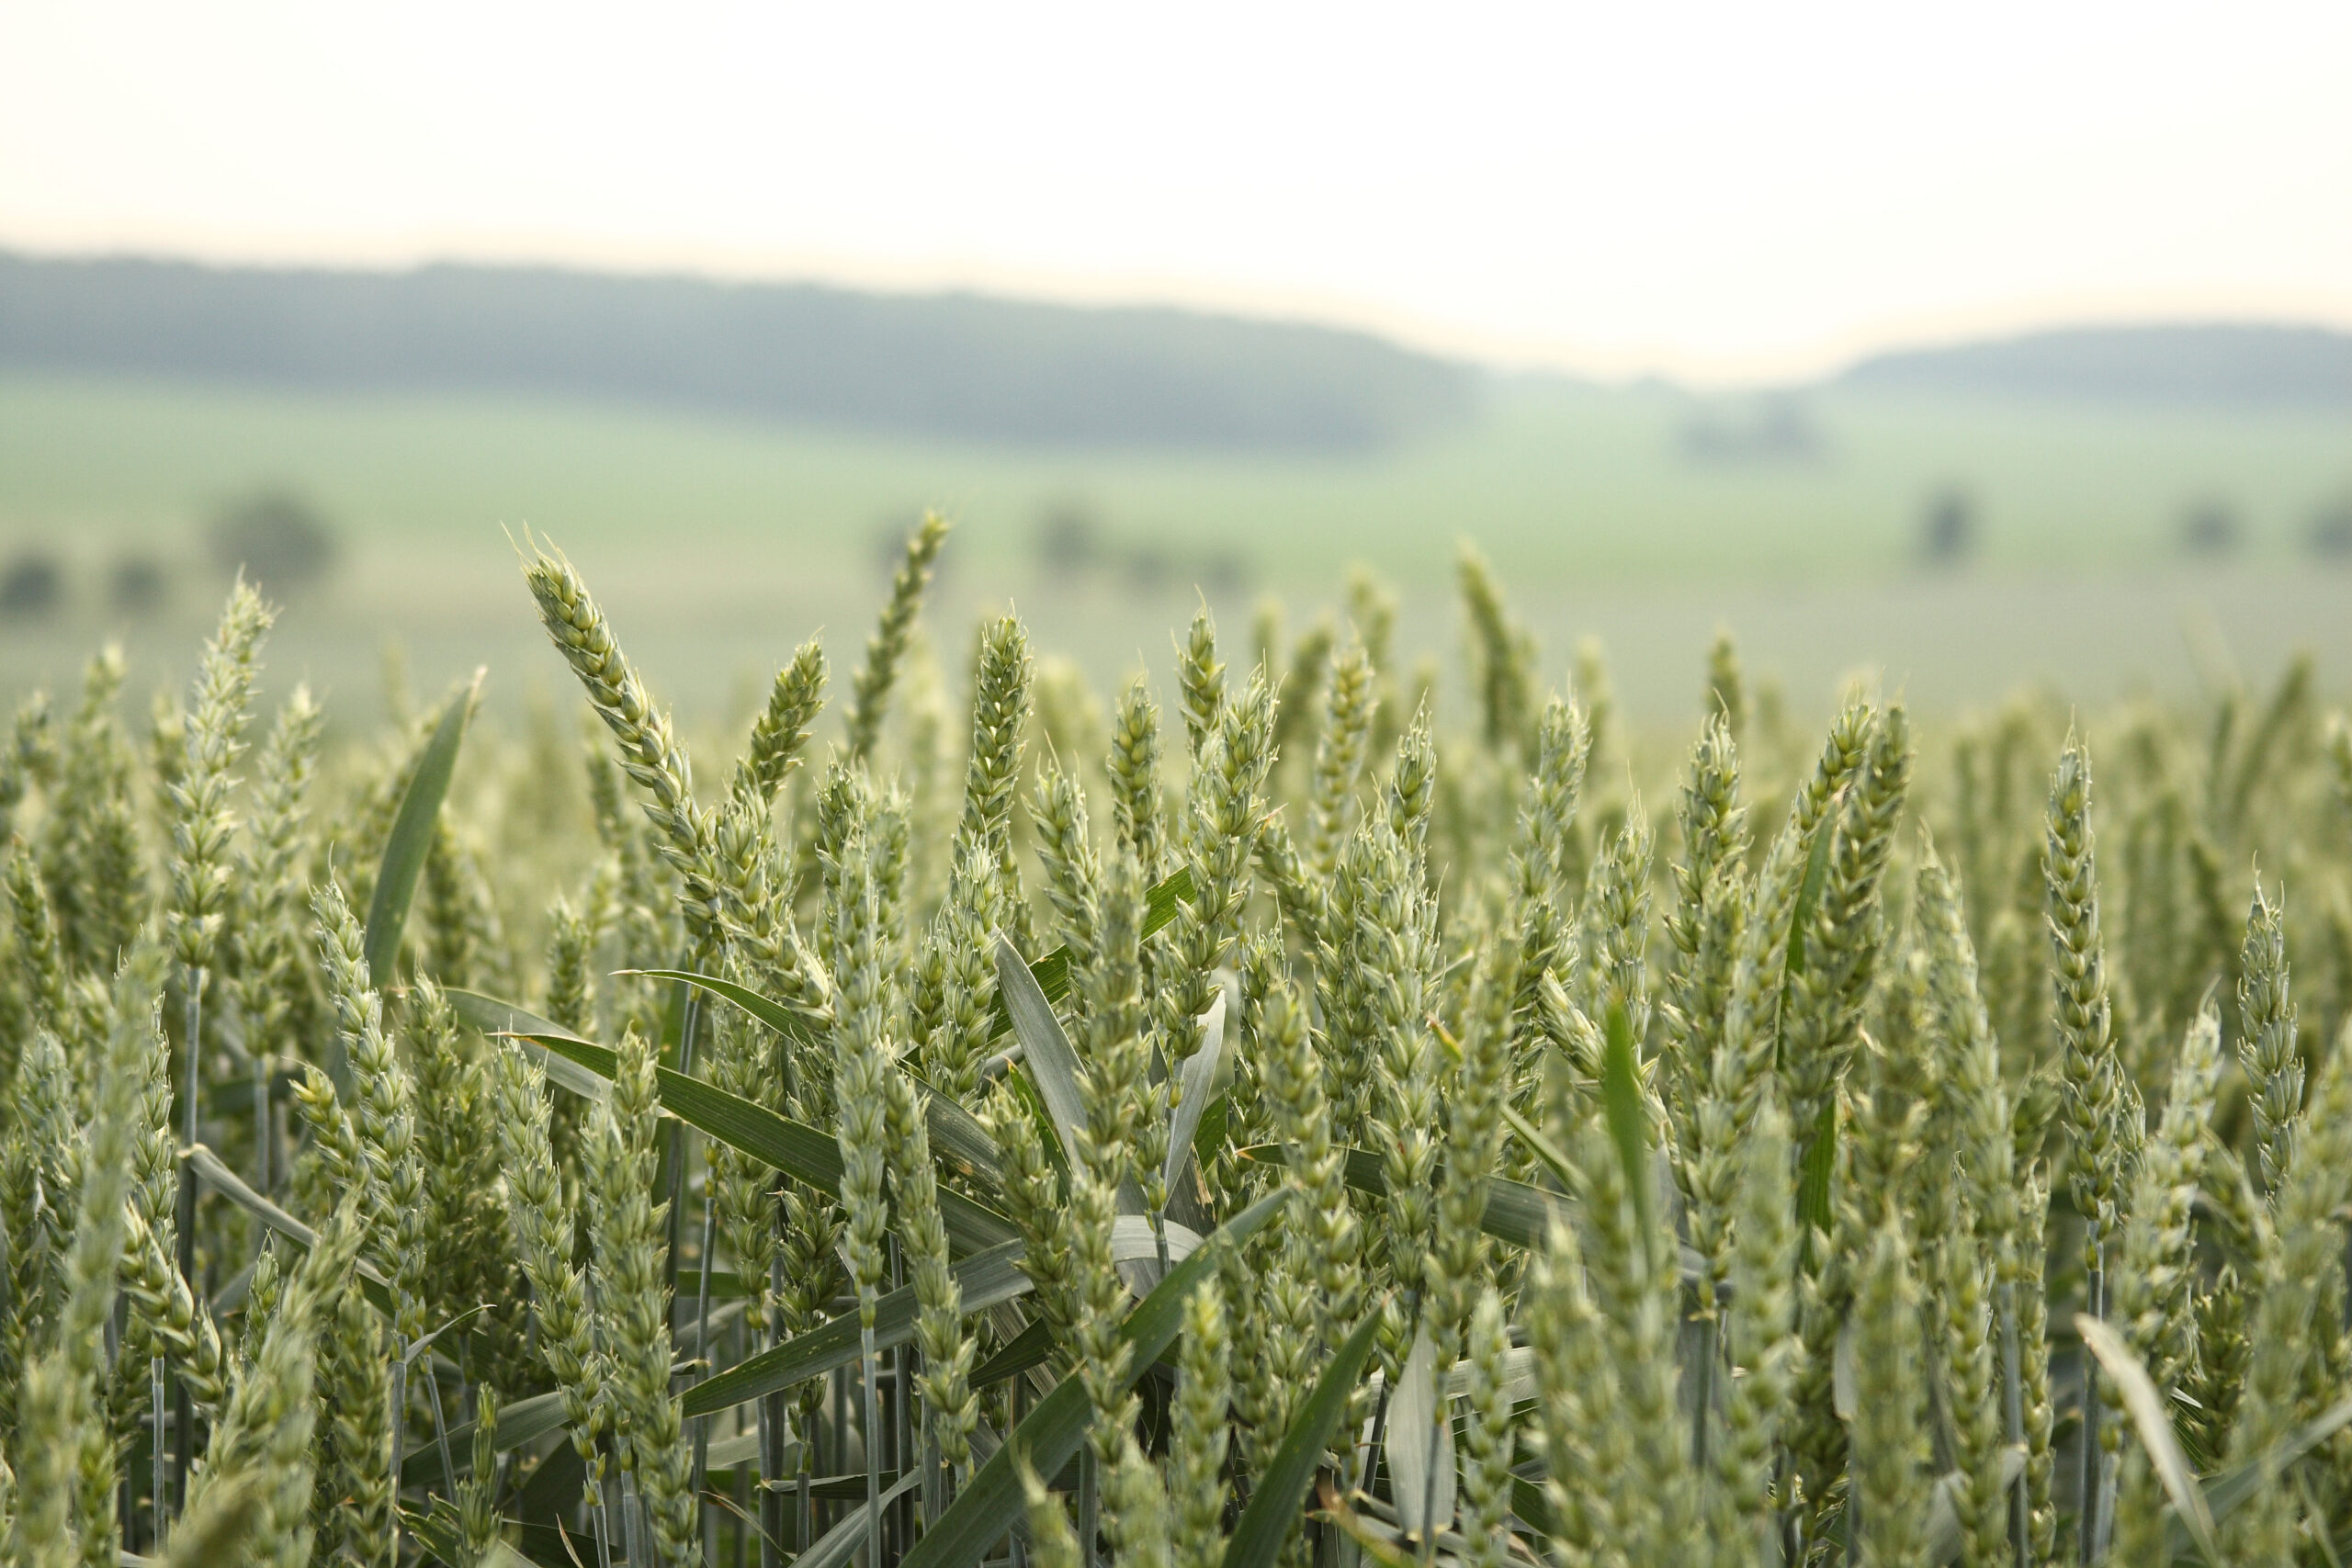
{"left": 628, "top": 967, "right": 820, "bottom": 1046}
{"left": 2194, "top": 1390, "right": 2352, "bottom": 1543}
{"left": 1165, "top": 992, "right": 1227, "bottom": 1197}
{"left": 658, "top": 867, "right": 1200, "bottom": 1056}
{"left": 503, "top": 1021, "right": 1021, "bottom": 1256}
{"left": 1239, "top": 1144, "right": 1556, "bottom": 1250}
{"left": 400, "top": 1387, "right": 571, "bottom": 1486}
{"left": 972, "top": 1316, "right": 1057, "bottom": 1390}
{"left": 443, "top": 988, "right": 609, "bottom": 1102}
{"left": 1385, "top": 1322, "right": 1454, "bottom": 1540}
{"left": 1222, "top": 1304, "right": 1385, "bottom": 1568}
{"left": 686, "top": 1242, "right": 1033, "bottom": 1418}
{"left": 1501, "top": 1102, "right": 1576, "bottom": 1190}
{"left": 364, "top": 670, "right": 482, "bottom": 984}
{"left": 797, "top": 1469, "right": 924, "bottom": 1568}
{"left": 995, "top": 932, "right": 1090, "bottom": 1172}
{"left": 915, "top": 1074, "right": 1005, "bottom": 1187}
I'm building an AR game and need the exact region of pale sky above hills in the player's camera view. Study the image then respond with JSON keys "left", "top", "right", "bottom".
{"left": 4, "top": 0, "right": 2348, "bottom": 385}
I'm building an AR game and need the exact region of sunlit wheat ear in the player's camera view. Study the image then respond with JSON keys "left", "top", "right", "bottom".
{"left": 1018, "top": 1452, "right": 1084, "bottom": 1568}
{"left": 30, "top": 944, "right": 166, "bottom": 1567}
{"left": 525, "top": 545, "right": 720, "bottom": 942}
{"left": 1458, "top": 540, "right": 1537, "bottom": 756}
{"left": 2045, "top": 733, "right": 2138, "bottom": 1247}
{"left": 1159, "top": 666, "right": 1274, "bottom": 1051}
{"left": 318, "top": 1271, "right": 392, "bottom": 1567}
{"left": 843, "top": 511, "right": 948, "bottom": 764}
{"left": 2106, "top": 1002, "right": 2223, "bottom": 1451}
{"left": 1108, "top": 673, "right": 1169, "bottom": 879}
{"left": 1783, "top": 702, "right": 1911, "bottom": 1174}
{"left": 879, "top": 1035, "right": 977, "bottom": 1472}
{"left": 2223, "top": 1020, "right": 2352, "bottom": 1559}
{"left": 166, "top": 580, "right": 274, "bottom": 979}
{"left": 1704, "top": 694, "right": 1872, "bottom": 1174}
{"left": 1849, "top": 1224, "right": 1934, "bottom": 1567}
{"left": 1164, "top": 1278, "right": 1232, "bottom": 1568}
{"left": 1706, "top": 626, "right": 1748, "bottom": 743}
{"left": 2236, "top": 881, "right": 2301, "bottom": 1201}
{"left": 830, "top": 818, "right": 895, "bottom": 1331}
{"left": 1176, "top": 601, "right": 1226, "bottom": 763}
{"left": 1067, "top": 1122, "right": 1136, "bottom": 1461}
{"left": 734, "top": 635, "right": 828, "bottom": 807}
{"left": 989, "top": 1077, "right": 1079, "bottom": 1338}
{"left": 5, "top": 850, "right": 68, "bottom": 1050}
{"left": 1427, "top": 936, "right": 1516, "bottom": 1351}
{"left": 1514, "top": 694, "right": 1592, "bottom": 919}
{"left": 1709, "top": 1087, "right": 1800, "bottom": 1551}
{"left": 231, "top": 684, "right": 323, "bottom": 1088}
{"left": 586, "top": 1023, "right": 696, "bottom": 1564}
{"left": 1029, "top": 755, "right": 1102, "bottom": 978}
{"left": 1301, "top": 632, "right": 1374, "bottom": 881}
{"left": 1261, "top": 980, "right": 1359, "bottom": 1350}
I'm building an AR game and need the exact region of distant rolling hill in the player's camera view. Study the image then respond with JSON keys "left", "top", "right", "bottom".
{"left": 1837, "top": 321, "right": 2352, "bottom": 406}
{"left": 0, "top": 252, "right": 1480, "bottom": 452}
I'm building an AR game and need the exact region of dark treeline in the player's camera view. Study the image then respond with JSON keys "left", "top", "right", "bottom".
{"left": 1839, "top": 321, "right": 2352, "bottom": 406}
{"left": 0, "top": 252, "right": 1482, "bottom": 451}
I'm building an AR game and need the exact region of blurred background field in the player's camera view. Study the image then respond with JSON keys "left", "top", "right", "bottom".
{"left": 3, "top": 310, "right": 2347, "bottom": 725}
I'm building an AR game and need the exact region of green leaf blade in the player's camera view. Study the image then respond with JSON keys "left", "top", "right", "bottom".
{"left": 362, "top": 669, "right": 481, "bottom": 983}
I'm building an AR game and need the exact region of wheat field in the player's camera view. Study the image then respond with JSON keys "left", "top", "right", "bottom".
{"left": 2, "top": 514, "right": 2349, "bottom": 1567}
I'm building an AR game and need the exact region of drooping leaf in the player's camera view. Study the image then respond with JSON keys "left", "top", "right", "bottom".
{"left": 1501, "top": 1102, "right": 1576, "bottom": 1190}
{"left": 796, "top": 1470, "right": 925, "bottom": 1568}
{"left": 687, "top": 1242, "right": 1034, "bottom": 1417}
{"left": 444, "top": 989, "right": 610, "bottom": 1101}
{"left": 918, "top": 1075, "right": 1006, "bottom": 1187}
{"left": 995, "top": 932, "right": 1091, "bottom": 1171}
{"left": 2191, "top": 1390, "right": 2352, "bottom": 1558}
{"left": 363, "top": 669, "right": 482, "bottom": 984}
{"left": 1165, "top": 992, "right": 1227, "bottom": 1197}
{"left": 898, "top": 1187, "right": 1292, "bottom": 1568}
{"left": 1385, "top": 1322, "right": 1456, "bottom": 1540}
{"left": 628, "top": 967, "right": 820, "bottom": 1045}
{"left": 1796, "top": 1096, "right": 1838, "bottom": 1235}
{"left": 2078, "top": 1315, "right": 2220, "bottom": 1565}
{"left": 1598, "top": 998, "right": 1653, "bottom": 1247}
{"left": 1221, "top": 1304, "right": 1386, "bottom": 1568}
{"left": 1238, "top": 1145, "right": 1556, "bottom": 1249}
{"left": 186, "top": 1143, "right": 390, "bottom": 1289}
{"left": 498, "top": 1018, "right": 1021, "bottom": 1256}
{"left": 659, "top": 868, "right": 1199, "bottom": 1055}
{"left": 973, "top": 1316, "right": 1057, "bottom": 1390}
{"left": 400, "top": 1387, "right": 571, "bottom": 1486}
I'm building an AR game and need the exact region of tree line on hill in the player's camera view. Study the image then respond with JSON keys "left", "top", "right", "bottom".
{"left": 0, "top": 253, "right": 1482, "bottom": 452}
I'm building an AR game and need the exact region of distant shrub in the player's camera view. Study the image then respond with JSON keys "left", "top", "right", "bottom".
{"left": 1919, "top": 484, "right": 1977, "bottom": 564}
{"left": 208, "top": 486, "right": 339, "bottom": 595}
{"left": 2310, "top": 497, "right": 2352, "bottom": 560}
{"left": 1032, "top": 497, "right": 1250, "bottom": 598}
{"left": 2181, "top": 496, "right": 2241, "bottom": 558}
{"left": 0, "top": 547, "right": 63, "bottom": 617}
{"left": 1033, "top": 499, "right": 1106, "bottom": 579}
{"left": 108, "top": 551, "right": 171, "bottom": 615}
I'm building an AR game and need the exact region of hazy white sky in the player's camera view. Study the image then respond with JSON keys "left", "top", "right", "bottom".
{"left": 4, "top": 1, "right": 2348, "bottom": 382}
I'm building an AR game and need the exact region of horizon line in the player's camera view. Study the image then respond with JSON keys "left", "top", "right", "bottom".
{"left": 6, "top": 234, "right": 2349, "bottom": 392}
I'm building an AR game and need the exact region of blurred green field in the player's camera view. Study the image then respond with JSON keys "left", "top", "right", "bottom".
{"left": 6, "top": 369, "right": 2348, "bottom": 574}
{"left": 1, "top": 369, "right": 2348, "bottom": 718}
